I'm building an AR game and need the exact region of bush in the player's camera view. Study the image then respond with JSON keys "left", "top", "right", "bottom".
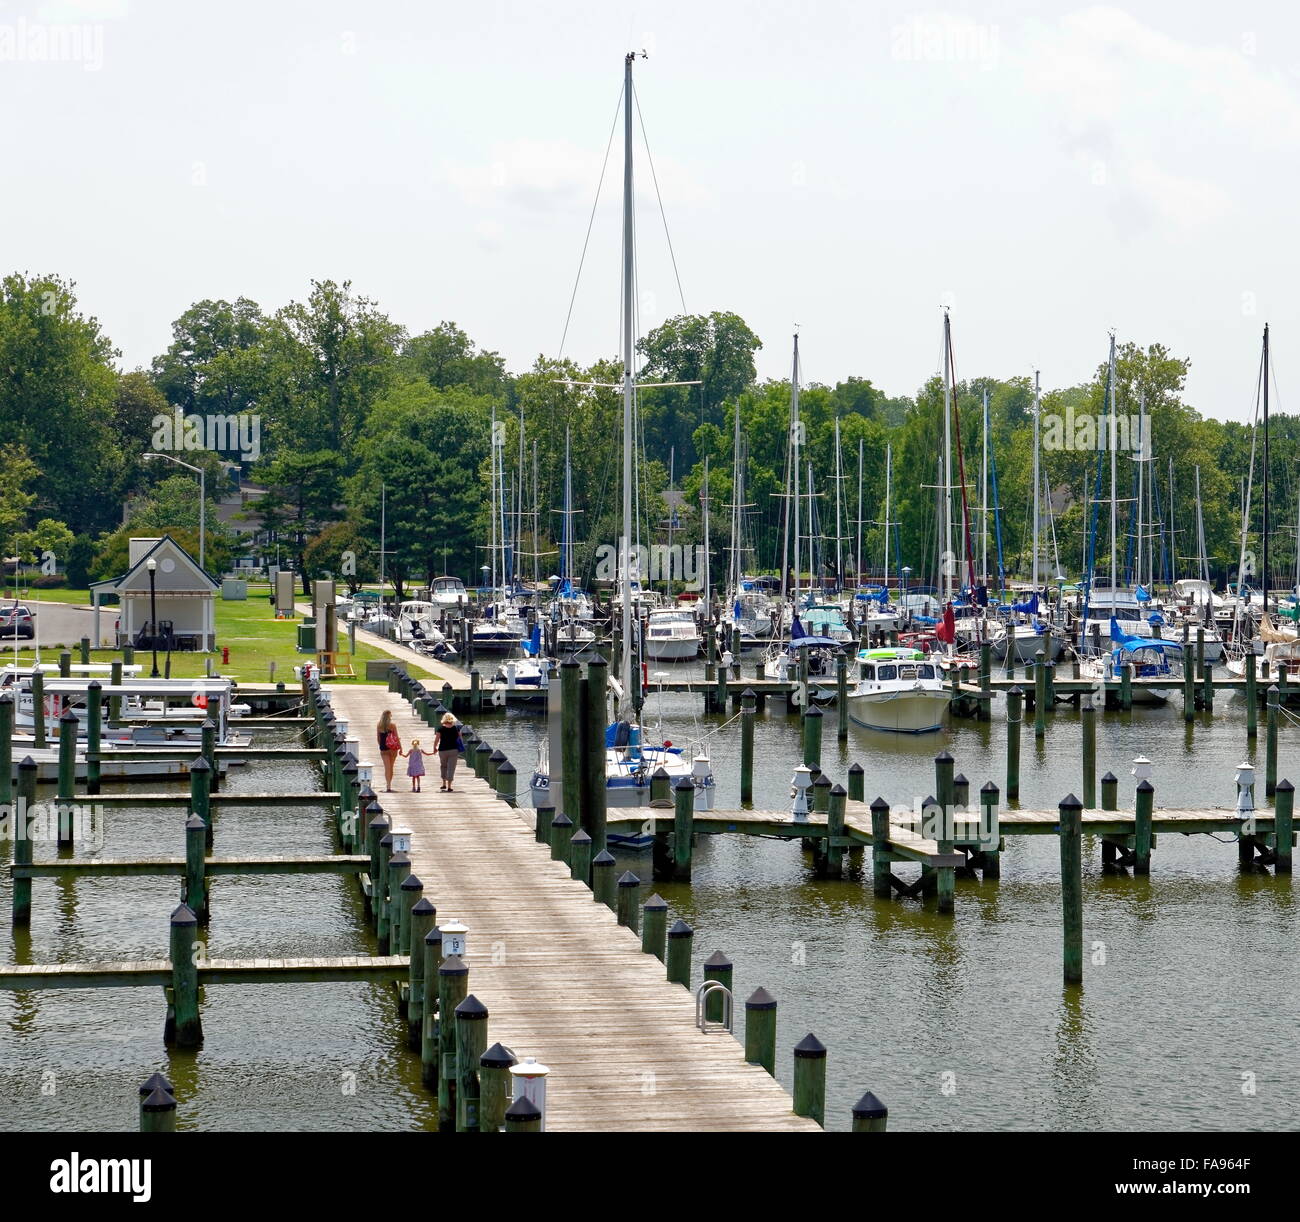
{"left": 32, "top": 574, "right": 68, "bottom": 588}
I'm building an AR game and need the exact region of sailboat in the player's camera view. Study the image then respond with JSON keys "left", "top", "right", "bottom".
{"left": 721, "top": 403, "right": 776, "bottom": 645}
{"left": 529, "top": 52, "right": 714, "bottom": 833}
{"left": 473, "top": 406, "right": 527, "bottom": 653}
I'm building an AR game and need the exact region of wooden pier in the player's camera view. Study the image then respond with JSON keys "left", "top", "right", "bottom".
{"left": 328, "top": 685, "right": 819, "bottom": 1132}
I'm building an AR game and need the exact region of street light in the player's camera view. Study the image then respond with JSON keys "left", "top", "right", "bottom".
{"left": 146, "top": 558, "right": 159, "bottom": 677}
{"left": 141, "top": 453, "right": 206, "bottom": 573}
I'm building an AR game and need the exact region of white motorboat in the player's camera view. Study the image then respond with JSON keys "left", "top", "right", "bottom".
{"left": 643, "top": 609, "right": 700, "bottom": 661}
{"left": 848, "top": 648, "right": 948, "bottom": 733}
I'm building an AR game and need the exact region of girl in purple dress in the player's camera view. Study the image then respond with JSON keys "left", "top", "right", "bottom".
{"left": 401, "top": 738, "right": 432, "bottom": 792}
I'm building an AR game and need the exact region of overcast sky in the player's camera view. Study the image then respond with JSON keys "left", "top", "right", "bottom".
{"left": 2, "top": 0, "right": 1296, "bottom": 421}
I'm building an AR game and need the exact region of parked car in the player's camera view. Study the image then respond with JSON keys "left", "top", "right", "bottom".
{"left": 0, "top": 605, "right": 35, "bottom": 638}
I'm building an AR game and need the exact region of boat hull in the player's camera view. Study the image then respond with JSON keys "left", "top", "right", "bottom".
{"left": 848, "top": 689, "right": 948, "bottom": 733}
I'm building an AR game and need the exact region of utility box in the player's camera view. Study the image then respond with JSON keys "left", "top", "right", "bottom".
{"left": 221, "top": 579, "right": 248, "bottom": 600}
{"left": 275, "top": 570, "right": 296, "bottom": 615}
{"left": 297, "top": 620, "right": 316, "bottom": 653}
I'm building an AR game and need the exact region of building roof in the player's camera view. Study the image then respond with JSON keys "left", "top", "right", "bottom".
{"left": 90, "top": 534, "right": 219, "bottom": 594}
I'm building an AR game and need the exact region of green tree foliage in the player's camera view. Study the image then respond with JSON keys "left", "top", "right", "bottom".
{"left": 398, "top": 321, "right": 508, "bottom": 399}
{"left": 254, "top": 451, "right": 346, "bottom": 594}
{"left": 0, "top": 444, "right": 40, "bottom": 558}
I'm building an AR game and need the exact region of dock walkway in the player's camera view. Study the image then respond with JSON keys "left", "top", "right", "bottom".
{"left": 330, "top": 685, "right": 817, "bottom": 1132}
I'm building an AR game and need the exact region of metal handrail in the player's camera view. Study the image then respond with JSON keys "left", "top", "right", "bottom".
{"left": 694, "top": 980, "right": 733, "bottom": 1034}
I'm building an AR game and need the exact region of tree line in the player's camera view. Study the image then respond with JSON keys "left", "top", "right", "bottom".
{"left": 0, "top": 269, "right": 1290, "bottom": 599}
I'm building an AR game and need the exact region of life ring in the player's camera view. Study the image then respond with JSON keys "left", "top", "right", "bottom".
{"left": 192, "top": 692, "right": 208, "bottom": 709}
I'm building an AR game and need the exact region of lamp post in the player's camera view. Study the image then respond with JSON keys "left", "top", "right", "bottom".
{"left": 146, "top": 558, "right": 159, "bottom": 678}
{"left": 142, "top": 453, "right": 206, "bottom": 573}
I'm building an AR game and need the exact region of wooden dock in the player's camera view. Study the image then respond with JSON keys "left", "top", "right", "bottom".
{"left": 329, "top": 685, "right": 818, "bottom": 1132}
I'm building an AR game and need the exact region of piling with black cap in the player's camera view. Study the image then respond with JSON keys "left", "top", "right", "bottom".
{"left": 376, "top": 832, "right": 393, "bottom": 948}
{"left": 12, "top": 756, "right": 36, "bottom": 925}
{"left": 836, "top": 653, "right": 849, "bottom": 740}
{"left": 744, "top": 987, "right": 778, "bottom": 1075}
{"left": 1058, "top": 793, "right": 1083, "bottom": 985}
{"left": 870, "top": 797, "right": 892, "bottom": 898}
{"left": 473, "top": 739, "right": 491, "bottom": 780}
{"left": 592, "top": 849, "right": 616, "bottom": 908}
{"left": 85, "top": 680, "right": 102, "bottom": 796}
{"left": 802, "top": 704, "right": 823, "bottom": 768}
{"left": 666, "top": 919, "right": 693, "bottom": 987}
{"left": 1267, "top": 686, "right": 1279, "bottom": 796}
{"left": 1033, "top": 650, "right": 1047, "bottom": 738}
{"left": 1134, "top": 779, "right": 1154, "bottom": 875}
{"left": 190, "top": 756, "right": 213, "bottom": 850}
{"left": 496, "top": 760, "right": 517, "bottom": 807}
{"left": 549, "top": 811, "right": 574, "bottom": 864}
{"left": 740, "top": 690, "right": 756, "bottom": 802}
{"left": 184, "top": 814, "right": 208, "bottom": 922}
{"left": 1005, "top": 685, "right": 1022, "bottom": 800}
{"left": 437, "top": 955, "right": 469, "bottom": 1131}
{"left": 479, "top": 1043, "right": 517, "bottom": 1133}
{"left": 1081, "top": 695, "right": 1097, "bottom": 808}
{"left": 616, "top": 871, "right": 641, "bottom": 931}
{"left": 387, "top": 851, "right": 412, "bottom": 955}
{"left": 560, "top": 659, "right": 584, "bottom": 829}
{"left": 1246, "top": 650, "right": 1258, "bottom": 738}
{"left": 851, "top": 1090, "right": 888, "bottom": 1133}
{"left": 641, "top": 893, "right": 668, "bottom": 961}
{"left": 848, "top": 761, "right": 864, "bottom": 804}
{"left": 56, "top": 708, "right": 77, "bottom": 846}
{"left": 420, "top": 925, "right": 443, "bottom": 1088}
{"left": 584, "top": 655, "right": 609, "bottom": 852}
{"left": 30, "top": 667, "right": 46, "bottom": 749}
{"left": 793, "top": 1034, "right": 827, "bottom": 1127}
{"left": 821, "top": 783, "right": 846, "bottom": 877}
{"left": 504, "top": 1095, "right": 542, "bottom": 1132}
{"left": 366, "top": 804, "right": 387, "bottom": 921}
{"left": 979, "top": 781, "right": 1001, "bottom": 879}
{"left": 168, "top": 903, "right": 203, "bottom": 1047}
{"left": 568, "top": 828, "right": 592, "bottom": 886}
{"left": 201, "top": 719, "right": 218, "bottom": 792}
{"left": 673, "top": 776, "right": 694, "bottom": 882}
{"left": 0, "top": 692, "right": 13, "bottom": 812}
{"left": 399, "top": 870, "right": 423, "bottom": 960}
{"left": 1276, "top": 779, "right": 1294, "bottom": 874}
{"left": 534, "top": 803, "right": 554, "bottom": 846}
{"left": 454, "top": 994, "right": 489, "bottom": 1132}
{"left": 408, "top": 896, "right": 436, "bottom": 1049}
{"left": 138, "top": 1072, "right": 175, "bottom": 1132}
{"left": 702, "top": 951, "right": 732, "bottom": 1025}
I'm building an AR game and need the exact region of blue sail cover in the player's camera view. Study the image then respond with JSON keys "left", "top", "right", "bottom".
{"left": 786, "top": 636, "right": 841, "bottom": 650}
{"left": 1011, "top": 593, "right": 1040, "bottom": 615}
{"left": 790, "top": 614, "right": 806, "bottom": 641}
{"left": 522, "top": 624, "right": 542, "bottom": 656}
{"left": 1135, "top": 584, "right": 1152, "bottom": 602}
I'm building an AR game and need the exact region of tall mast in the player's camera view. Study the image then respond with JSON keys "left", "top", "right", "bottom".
{"left": 884, "top": 443, "right": 893, "bottom": 585}
{"left": 1135, "top": 390, "right": 1144, "bottom": 588}
{"left": 980, "top": 388, "right": 989, "bottom": 587}
{"left": 730, "top": 400, "right": 743, "bottom": 595}
{"left": 1263, "top": 322, "right": 1271, "bottom": 612}
{"left": 564, "top": 428, "right": 573, "bottom": 585}
{"left": 833, "top": 416, "right": 843, "bottom": 591}
{"left": 855, "top": 436, "right": 864, "bottom": 586}
{"left": 489, "top": 406, "right": 498, "bottom": 595}
{"left": 1032, "top": 370, "right": 1041, "bottom": 591}
{"left": 1108, "top": 334, "right": 1118, "bottom": 596}
{"left": 702, "top": 457, "right": 711, "bottom": 606}
{"left": 791, "top": 335, "right": 802, "bottom": 607}
{"left": 942, "top": 311, "right": 953, "bottom": 601}
{"left": 620, "top": 51, "right": 636, "bottom": 701}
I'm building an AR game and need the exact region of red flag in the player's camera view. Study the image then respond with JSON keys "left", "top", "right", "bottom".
{"left": 935, "top": 601, "right": 956, "bottom": 645}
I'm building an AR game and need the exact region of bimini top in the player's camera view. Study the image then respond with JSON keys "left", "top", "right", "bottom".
{"left": 1112, "top": 638, "right": 1183, "bottom": 656}
{"left": 784, "top": 636, "right": 842, "bottom": 650}
{"left": 857, "top": 648, "right": 925, "bottom": 662}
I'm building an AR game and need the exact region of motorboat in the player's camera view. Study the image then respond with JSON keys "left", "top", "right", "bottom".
{"left": 643, "top": 608, "right": 701, "bottom": 661}
{"left": 848, "top": 648, "right": 948, "bottom": 733}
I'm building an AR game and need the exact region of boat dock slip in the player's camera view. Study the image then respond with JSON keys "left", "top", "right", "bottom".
{"left": 328, "top": 685, "right": 819, "bottom": 1132}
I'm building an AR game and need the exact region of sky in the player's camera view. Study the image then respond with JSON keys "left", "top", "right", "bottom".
{"left": 2, "top": 0, "right": 1297, "bottom": 421}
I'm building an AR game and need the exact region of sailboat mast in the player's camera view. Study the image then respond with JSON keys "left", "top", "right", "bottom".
{"left": 620, "top": 51, "right": 636, "bottom": 701}
{"left": 702, "top": 457, "right": 711, "bottom": 606}
{"left": 884, "top": 443, "right": 893, "bottom": 585}
{"left": 942, "top": 312, "right": 953, "bottom": 602}
{"left": 564, "top": 428, "right": 573, "bottom": 585}
{"left": 834, "top": 416, "right": 843, "bottom": 591}
{"left": 1263, "top": 322, "right": 1271, "bottom": 613}
{"left": 855, "top": 436, "right": 864, "bottom": 586}
{"left": 792, "top": 335, "right": 802, "bottom": 606}
{"left": 1108, "top": 334, "right": 1118, "bottom": 596}
{"left": 981, "top": 388, "right": 989, "bottom": 587}
{"left": 489, "top": 406, "right": 498, "bottom": 595}
{"left": 1136, "top": 391, "right": 1144, "bottom": 588}
{"left": 1032, "top": 370, "right": 1041, "bottom": 591}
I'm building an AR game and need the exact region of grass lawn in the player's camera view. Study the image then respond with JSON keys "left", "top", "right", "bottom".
{"left": 3, "top": 592, "right": 433, "bottom": 683}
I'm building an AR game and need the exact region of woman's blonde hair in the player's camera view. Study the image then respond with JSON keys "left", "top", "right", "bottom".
{"left": 378, "top": 710, "right": 393, "bottom": 732}
{"left": 441, "top": 712, "right": 456, "bottom": 726}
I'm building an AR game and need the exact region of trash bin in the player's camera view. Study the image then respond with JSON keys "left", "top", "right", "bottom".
{"left": 297, "top": 620, "right": 316, "bottom": 653}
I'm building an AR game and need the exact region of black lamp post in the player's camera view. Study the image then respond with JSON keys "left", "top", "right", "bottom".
{"left": 147, "top": 557, "right": 159, "bottom": 678}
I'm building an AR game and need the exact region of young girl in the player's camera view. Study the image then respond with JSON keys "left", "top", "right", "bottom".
{"left": 400, "top": 738, "right": 433, "bottom": 792}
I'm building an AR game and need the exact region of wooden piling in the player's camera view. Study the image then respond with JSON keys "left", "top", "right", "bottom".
{"left": 740, "top": 689, "right": 755, "bottom": 803}
{"left": 479, "top": 1043, "right": 516, "bottom": 1133}
{"left": 84, "top": 680, "right": 102, "bottom": 796}
{"left": 585, "top": 656, "right": 609, "bottom": 853}
{"left": 504, "top": 1096, "right": 542, "bottom": 1132}
{"left": 437, "top": 954, "right": 469, "bottom": 1131}
{"left": 109, "top": 660, "right": 122, "bottom": 724}
{"left": 1100, "top": 771, "right": 1117, "bottom": 812}
{"left": 848, "top": 762, "right": 864, "bottom": 804}
{"left": 387, "top": 852, "right": 412, "bottom": 955}
{"left": 1081, "top": 696, "right": 1097, "bottom": 809}
{"left": 802, "top": 705, "right": 823, "bottom": 769}
{"left": 56, "top": 708, "right": 77, "bottom": 846}
{"left": 375, "top": 833, "right": 392, "bottom": 946}
{"left": 836, "top": 653, "right": 849, "bottom": 740}
{"left": 641, "top": 893, "right": 668, "bottom": 961}
{"left": 496, "top": 761, "right": 517, "bottom": 808}
{"left": 592, "top": 849, "right": 616, "bottom": 909}
{"left": 454, "top": 994, "right": 489, "bottom": 1132}
{"left": 549, "top": 811, "right": 574, "bottom": 864}
{"left": 534, "top": 804, "right": 554, "bottom": 846}
{"left": 870, "top": 797, "right": 891, "bottom": 898}
{"left": 168, "top": 903, "right": 203, "bottom": 1047}
{"left": 744, "top": 987, "right": 777, "bottom": 1075}
{"left": 1005, "top": 685, "right": 1022, "bottom": 800}
{"left": 672, "top": 776, "right": 694, "bottom": 881}
{"left": 1119, "top": 662, "right": 1132, "bottom": 712}
{"left": 793, "top": 1034, "right": 827, "bottom": 1127}
{"left": 980, "top": 781, "right": 1000, "bottom": 879}
{"left": 666, "top": 918, "right": 693, "bottom": 987}
{"left": 826, "top": 784, "right": 846, "bottom": 876}
{"left": 1275, "top": 779, "right": 1294, "bottom": 875}
{"left": 702, "top": 951, "right": 733, "bottom": 1024}
{"left": 0, "top": 693, "right": 12, "bottom": 812}
{"left": 420, "top": 926, "right": 442, "bottom": 1087}
{"left": 568, "top": 828, "right": 593, "bottom": 886}
{"left": 12, "top": 756, "right": 36, "bottom": 925}
{"left": 1183, "top": 655, "right": 1195, "bottom": 722}
{"left": 1058, "top": 794, "right": 1083, "bottom": 986}
{"left": 1266, "top": 685, "right": 1279, "bottom": 797}
{"left": 399, "top": 871, "right": 423, "bottom": 958}
{"left": 409, "top": 897, "right": 436, "bottom": 1049}
{"left": 1246, "top": 650, "right": 1258, "bottom": 738}
{"left": 30, "top": 667, "right": 46, "bottom": 749}
{"left": 851, "top": 1091, "right": 888, "bottom": 1133}
{"left": 1033, "top": 651, "right": 1046, "bottom": 738}
{"left": 560, "top": 660, "right": 583, "bottom": 826}
{"left": 184, "top": 814, "right": 208, "bottom": 922}
{"left": 616, "top": 870, "right": 641, "bottom": 931}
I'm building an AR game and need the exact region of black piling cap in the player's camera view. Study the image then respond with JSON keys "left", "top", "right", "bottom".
{"left": 746, "top": 986, "right": 777, "bottom": 1010}
{"left": 388, "top": 851, "right": 409, "bottom": 866}
{"left": 454, "top": 994, "right": 489, "bottom": 1020}
{"left": 366, "top": 799, "right": 384, "bottom": 817}
{"left": 425, "top": 926, "right": 443, "bottom": 945}
{"left": 935, "top": 749, "right": 954, "bottom": 764}
{"left": 703, "top": 950, "right": 732, "bottom": 969}
{"left": 674, "top": 775, "right": 696, "bottom": 792}
{"left": 921, "top": 794, "right": 938, "bottom": 812}
{"left": 569, "top": 828, "right": 592, "bottom": 844}
{"left": 870, "top": 796, "right": 890, "bottom": 813}
{"left": 498, "top": 762, "right": 517, "bottom": 775}
{"left": 481, "top": 1042, "right": 517, "bottom": 1069}
{"left": 830, "top": 783, "right": 846, "bottom": 796}
{"left": 551, "top": 812, "right": 573, "bottom": 828}
{"left": 1100, "top": 771, "right": 1117, "bottom": 783}
{"left": 18, "top": 755, "right": 37, "bottom": 771}
{"left": 342, "top": 761, "right": 358, "bottom": 777}
{"left": 793, "top": 1033, "right": 827, "bottom": 1059}
{"left": 643, "top": 892, "right": 668, "bottom": 911}
{"left": 981, "top": 780, "right": 1000, "bottom": 795}
{"left": 489, "top": 749, "right": 507, "bottom": 762}
{"left": 1059, "top": 793, "right": 1083, "bottom": 810}
{"left": 139, "top": 1072, "right": 174, "bottom": 1097}
{"left": 535, "top": 804, "right": 554, "bottom": 815}
{"left": 852, "top": 1090, "right": 888, "bottom": 1119}
{"left": 379, "top": 834, "right": 394, "bottom": 848}
{"left": 592, "top": 849, "right": 616, "bottom": 866}
{"left": 169, "top": 903, "right": 198, "bottom": 927}
{"left": 849, "top": 762, "right": 864, "bottom": 775}
{"left": 804, "top": 705, "right": 823, "bottom": 718}
{"left": 190, "top": 756, "right": 211, "bottom": 773}
{"left": 401, "top": 873, "right": 423, "bottom": 892}
{"left": 505, "top": 1095, "right": 542, "bottom": 1121}
{"left": 141, "top": 1087, "right": 177, "bottom": 1113}
{"left": 617, "top": 870, "right": 640, "bottom": 887}
{"left": 814, "top": 773, "right": 832, "bottom": 788}
{"left": 439, "top": 954, "right": 468, "bottom": 976}
{"left": 667, "top": 918, "right": 694, "bottom": 938}
{"left": 1136, "top": 778, "right": 1154, "bottom": 793}
{"left": 953, "top": 773, "right": 968, "bottom": 786}
{"left": 411, "top": 897, "right": 435, "bottom": 915}
{"left": 1008, "top": 684, "right": 1023, "bottom": 695}
{"left": 60, "top": 707, "right": 78, "bottom": 724}
{"left": 652, "top": 766, "right": 670, "bottom": 779}
{"left": 185, "top": 814, "right": 205, "bottom": 830}
{"left": 1278, "top": 779, "right": 1295, "bottom": 794}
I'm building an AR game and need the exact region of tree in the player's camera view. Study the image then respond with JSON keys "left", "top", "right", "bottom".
{"left": 303, "top": 520, "right": 376, "bottom": 592}
{"left": 0, "top": 274, "right": 123, "bottom": 535}
{"left": 12, "top": 518, "right": 75, "bottom": 571}
{"left": 0, "top": 443, "right": 39, "bottom": 560}
{"left": 399, "top": 322, "right": 508, "bottom": 399}
{"left": 254, "top": 451, "right": 346, "bottom": 594}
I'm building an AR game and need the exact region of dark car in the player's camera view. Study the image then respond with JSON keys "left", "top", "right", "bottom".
{"left": 0, "top": 605, "right": 35, "bottom": 638}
